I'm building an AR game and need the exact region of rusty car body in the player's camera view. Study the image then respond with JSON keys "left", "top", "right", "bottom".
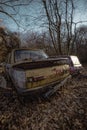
{"left": 4, "top": 48, "right": 70, "bottom": 96}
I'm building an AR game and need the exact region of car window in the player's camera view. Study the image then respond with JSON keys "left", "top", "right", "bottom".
{"left": 14, "top": 50, "right": 48, "bottom": 62}
{"left": 70, "top": 56, "right": 81, "bottom": 65}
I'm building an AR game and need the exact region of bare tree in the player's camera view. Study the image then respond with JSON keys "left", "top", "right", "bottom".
{"left": 0, "top": 0, "right": 33, "bottom": 29}
{"left": 75, "top": 25, "right": 87, "bottom": 61}
{"left": 70, "top": 21, "right": 87, "bottom": 54}
{"left": 42, "top": 0, "right": 62, "bottom": 54}
{"left": 42, "top": 0, "right": 75, "bottom": 55}
{"left": 65, "top": 0, "right": 74, "bottom": 54}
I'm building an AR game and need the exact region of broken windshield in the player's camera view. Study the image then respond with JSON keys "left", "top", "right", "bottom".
{"left": 14, "top": 50, "right": 48, "bottom": 62}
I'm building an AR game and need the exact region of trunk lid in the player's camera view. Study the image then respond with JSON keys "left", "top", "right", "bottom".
{"left": 12, "top": 58, "right": 70, "bottom": 89}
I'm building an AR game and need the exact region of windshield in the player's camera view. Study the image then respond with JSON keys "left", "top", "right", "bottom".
{"left": 14, "top": 50, "right": 48, "bottom": 62}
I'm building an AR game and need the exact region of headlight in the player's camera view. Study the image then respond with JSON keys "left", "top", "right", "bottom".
{"left": 12, "top": 69, "right": 26, "bottom": 88}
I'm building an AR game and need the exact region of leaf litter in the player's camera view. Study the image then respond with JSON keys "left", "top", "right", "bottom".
{"left": 0, "top": 65, "right": 87, "bottom": 130}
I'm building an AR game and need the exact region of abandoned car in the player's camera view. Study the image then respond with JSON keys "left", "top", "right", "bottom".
{"left": 57, "top": 55, "right": 83, "bottom": 75}
{"left": 3, "top": 48, "right": 70, "bottom": 96}
{"left": 67, "top": 55, "right": 83, "bottom": 75}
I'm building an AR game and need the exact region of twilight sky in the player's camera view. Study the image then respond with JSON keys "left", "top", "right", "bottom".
{"left": 0, "top": 0, "right": 87, "bottom": 32}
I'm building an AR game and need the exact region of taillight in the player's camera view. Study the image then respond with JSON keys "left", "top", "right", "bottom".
{"left": 27, "top": 76, "right": 45, "bottom": 82}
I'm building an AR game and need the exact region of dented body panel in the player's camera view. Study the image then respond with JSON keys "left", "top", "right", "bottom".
{"left": 5, "top": 48, "right": 70, "bottom": 95}
{"left": 25, "top": 65, "right": 69, "bottom": 89}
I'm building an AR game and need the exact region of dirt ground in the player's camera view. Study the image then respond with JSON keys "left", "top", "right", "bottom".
{"left": 0, "top": 65, "right": 87, "bottom": 130}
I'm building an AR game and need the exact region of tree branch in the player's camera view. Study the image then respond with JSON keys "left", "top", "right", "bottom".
{"left": 0, "top": 10, "right": 19, "bottom": 26}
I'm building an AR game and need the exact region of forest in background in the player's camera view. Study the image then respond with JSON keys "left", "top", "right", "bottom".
{"left": 0, "top": 24, "right": 87, "bottom": 63}
{"left": 0, "top": 0, "right": 87, "bottom": 62}
{"left": 0, "top": 1, "right": 87, "bottom": 130}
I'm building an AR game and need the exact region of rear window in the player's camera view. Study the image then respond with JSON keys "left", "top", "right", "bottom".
{"left": 70, "top": 56, "right": 81, "bottom": 65}
{"left": 14, "top": 50, "right": 48, "bottom": 62}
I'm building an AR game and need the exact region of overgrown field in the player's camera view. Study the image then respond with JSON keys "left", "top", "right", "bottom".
{"left": 0, "top": 65, "right": 87, "bottom": 130}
